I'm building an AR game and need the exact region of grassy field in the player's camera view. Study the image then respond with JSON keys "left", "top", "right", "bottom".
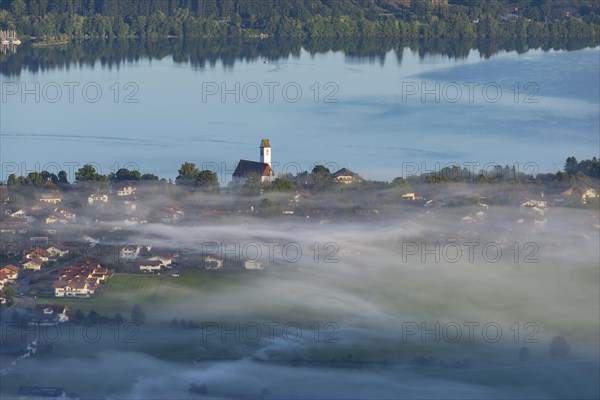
{"left": 34, "top": 269, "right": 255, "bottom": 317}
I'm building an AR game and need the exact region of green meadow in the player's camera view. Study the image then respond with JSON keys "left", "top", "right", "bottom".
{"left": 34, "top": 269, "right": 256, "bottom": 317}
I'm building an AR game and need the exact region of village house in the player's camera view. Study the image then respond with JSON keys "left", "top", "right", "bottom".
{"left": 0, "top": 264, "right": 19, "bottom": 280}
{"left": 29, "top": 304, "right": 69, "bottom": 325}
{"left": 401, "top": 193, "right": 424, "bottom": 201}
{"left": 83, "top": 235, "right": 100, "bottom": 246}
{"left": 53, "top": 280, "right": 94, "bottom": 298}
{"left": 57, "top": 208, "right": 77, "bottom": 220}
{"left": 424, "top": 199, "right": 444, "bottom": 208}
{"left": 46, "top": 244, "right": 70, "bottom": 258}
{"left": 87, "top": 192, "right": 109, "bottom": 205}
{"left": 232, "top": 139, "right": 275, "bottom": 185}
{"left": 53, "top": 262, "right": 110, "bottom": 298}
{"left": 22, "top": 258, "right": 43, "bottom": 271}
{"left": 244, "top": 260, "right": 264, "bottom": 270}
{"left": 520, "top": 199, "right": 547, "bottom": 208}
{"left": 9, "top": 208, "right": 28, "bottom": 218}
{"left": 159, "top": 211, "right": 179, "bottom": 224}
{"left": 561, "top": 187, "right": 599, "bottom": 204}
{"left": 0, "top": 271, "right": 9, "bottom": 290}
{"left": 0, "top": 218, "right": 31, "bottom": 234}
{"left": 583, "top": 188, "right": 599, "bottom": 203}
{"left": 204, "top": 255, "right": 224, "bottom": 269}
{"left": 24, "top": 248, "right": 51, "bottom": 262}
{"left": 138, "top": 259, "right": 163, "bottom": 272}
{"left": 123, "top": 200, "right": 137, "bottom": 212}
{"left": 331, "top": 168, "right": 363, "bottom": 184}
{"left": 120, "top": 244, "right": 141, "bottom": 260}
{"left": 45, "top": 213, "right": 70, "bottom": 225}
{"left": 148, "top": 254, "right": 174, "bottom": 268}
{"left": 116, "top": 183, "right": 136, "bottom": 197}
{"left": 10, "top": 209, "right": 37, "bottom": 223}
{"left": 29, "top": 204, "right": 46, "bottom": 213}
{"left": 560, "top": 188, "right": 573, "bottom": 197}
{"left": 123, "top": 217, "right": 147, "bottom": 225}
{"left": 26, "top": 205, "right": 49, "bottom": 221}
{"left": 158, "top": 202, "right": 185, "bottom": 223}
{"left": 35, "top": 193, "right": 62, "bottom": 204}
{"left": 354, "top": 207, "right": 380, "bottom": 216}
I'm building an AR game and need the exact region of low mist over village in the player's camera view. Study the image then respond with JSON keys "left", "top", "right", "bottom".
{"left": 1, "top": 0, "right": 600, "bottom": 398}
{"left": 0, "top": 139, "right": 599, "bottom": 398}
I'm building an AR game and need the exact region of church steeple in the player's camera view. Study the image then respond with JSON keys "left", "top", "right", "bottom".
{"left": 260, "top": 138, "right": 271, "bottom": 169}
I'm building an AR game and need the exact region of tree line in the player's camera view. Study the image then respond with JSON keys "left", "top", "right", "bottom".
{"left": 3, "top": 156, "right": 598, "bottom": 194}
{"left": 0, "top": 0, "right": 599, "bottom": 40}
{"left": 8, "top": 303, "right": 147, "bottom": 326}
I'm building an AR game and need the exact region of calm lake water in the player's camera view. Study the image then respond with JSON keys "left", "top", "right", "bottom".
{"left": 1, "top": 40, "right": 598, "bottom": 182}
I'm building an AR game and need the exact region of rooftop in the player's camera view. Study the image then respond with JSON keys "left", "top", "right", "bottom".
{"left": 332, "top": 168, "right": 362, "bottom": 179}
{"left": 233, "top": 160, "right": 273, "bottom": 178}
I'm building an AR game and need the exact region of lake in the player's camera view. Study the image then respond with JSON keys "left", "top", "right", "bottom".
{"left": 1, "top": 37, "right": 599, "bottom": 400}
{"left": 1, "top": 38, "right": 598, "bottom": 182}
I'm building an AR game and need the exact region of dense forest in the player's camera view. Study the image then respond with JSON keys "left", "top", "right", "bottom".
{"left": 0, "top": 0, "right": 599, "bottom": 39}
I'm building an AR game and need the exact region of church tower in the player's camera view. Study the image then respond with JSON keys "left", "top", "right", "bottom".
{"left": 260, "top": 139, "right": 271, "bottom": 168}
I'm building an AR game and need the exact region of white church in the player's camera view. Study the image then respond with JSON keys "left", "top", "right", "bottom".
{"left": 232, "top": 139, "right": 275, "bottom": 185}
